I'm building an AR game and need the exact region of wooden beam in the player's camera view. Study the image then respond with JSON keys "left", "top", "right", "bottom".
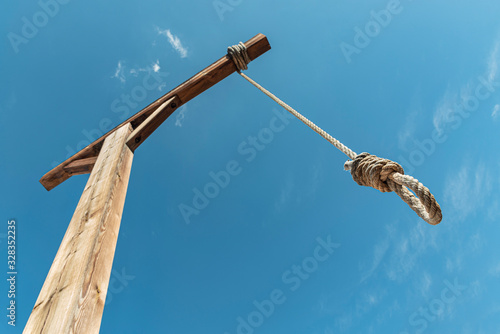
{"left": 126, "top": 96, "right": 180, "bottom": 152}
{"left": 40, "top": 33, "right": 271, "bottom": 191}
{"left": 63, "top": 156, "right": 98, "bottom": 175}
{"left": 24, "top": 124, "right": 134, "bottom": 334}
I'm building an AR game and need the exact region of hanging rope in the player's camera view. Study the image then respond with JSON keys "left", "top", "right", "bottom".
{"left": 227, "top": 43, "right": 442, "bottom": 225}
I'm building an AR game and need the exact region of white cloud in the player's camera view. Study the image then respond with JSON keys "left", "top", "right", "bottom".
{"left": 419, "top": 271, "right": 432, "bottom": 298}
{"left": 433, "top": 37, "right": 500, "bottom": 132}
{"left": 158, "top": 82, "right": 167, "bottom": 92}
{"left": 333, "top": 313, "right": 353, "bottom": 333}
{"left": 374, "top": 299, "right": 400, "bottom": 326}
{"left": 492, "top": 104, "right": 500, "bottom": 120}
{"left": 112, "top": 61, "right": 126, "bottom": 83}
{"left": 444, "top": 162, "right": 492, "bottom": 221}
{"left": 355, "top": 290, "right": 387, "bottom": 317}
{"left": 360, "top": 238, "right": 390, "bottom": 282}
{"left": 467, "top": 232, "right": 482, "bottom": 253}
{"left": 487, "top": 40, "right": 499, "bottom": 83}
{"left": 385, "top": 222, "right": 438, "bottom": 282}
{"left": 398, "top": 93, "right": 423, "bottom": 150}
{"left": 432, "top": 89, "right": 456, "bottom": 134}
{"left": 367, "top": 294, "right": 378, "bottom": 306}
{"left": 398, "top": 112, "right": 417, "bottom": 150}
{"left": 157, "top": 27, "right": 188, "bottom": 58}
{"left": 113, "top": 60, "right": 161, "bottom": 84}
{"left": 130, "top": 59, "right": 161, "bottom": 77}
{"left": 274, "top": 173, "right": 295, "bottom": 212}
{"left": 445, "top": 255, "right": 463, "bottom": 274}
{"left": 487, "top": 198, "right": 500, "bottom": 221}
{"left": 489, "top": 262, "right": 500, "bottom": 277}
{"left": 469, "top": 280, "right": 482, "bottom": 298}
{"left": 152, "top": 59, "right": 160, "bottom": 73}
{"left": 175, "top": 105, "right": 188, "bottom": 127}
{"left": 305, "top": 163, "right": 323, "bottom": 198}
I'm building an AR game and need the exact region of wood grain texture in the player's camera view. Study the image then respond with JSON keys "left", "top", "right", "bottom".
{"left": 24, "top": 124, "right": 134, "bottom": 334}
{"left": 63, "top": 157, "right": 98, "bottom": 175}
{"left": 126, "top": 96, "right": 180, "bottom": 152}
{"left": 40, "top": 33, "right": 271, "bottom": 191}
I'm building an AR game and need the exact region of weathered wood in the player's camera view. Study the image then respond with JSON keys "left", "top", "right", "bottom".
{"left": 40, "top": 33, "right": 271, "bottom": 191}
{"left": 63, "top": 156, "right": 98, "bottom": 175}
{"left": 24, "top": 124, "right": 134, "bottom": 334}
{"left": 126, "top": 96, "right": 180, "bottom": 152}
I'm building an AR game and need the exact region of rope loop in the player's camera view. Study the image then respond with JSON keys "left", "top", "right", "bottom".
{"left": 226, "top": 42, "right": 443, "bottom": 225}
{"left": 228, "top": 42, "right": 251, "bottom": 72}
{"left": 345, "top": 153, "right": 442, "bottom": 225}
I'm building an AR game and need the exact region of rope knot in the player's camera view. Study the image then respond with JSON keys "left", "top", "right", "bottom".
{"left": 228, "top": 42, "right": 251, "bottom": 72}
{"left": 344, "top": 152, "right": 442, "bottom": 225}
{"left": 344, "top": 153, "right": 404, "bottom": 193}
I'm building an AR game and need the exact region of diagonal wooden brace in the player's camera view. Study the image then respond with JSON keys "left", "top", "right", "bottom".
{"left": 126, "top": 96, "right": 180, "bottom": 152}
{"left": 63, "top": 156, "right": 98, "bottom": 175}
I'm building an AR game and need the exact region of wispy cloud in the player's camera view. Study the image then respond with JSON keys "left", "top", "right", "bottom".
{"left": 333, "top": 313, "right": 353, "bottom": 333}
{"left": 113, "top": 60, "right": 161, "bottom": 83}
{"left": 360, "top": 238, "right": 390, "bottom": 283}
{"left": 305, "top": 163, "right": 323, "bottom": 198}
{"left": 356, "top": 289, "right": 387, "bottom": 317}
{"left": 175, "top": 105, "right": 188, "bottom": 127}
{"left": 360, "top": 221, "right": 438, "bottom": 283}
{"left": 492, "top": 104, "right": 500, "bottom": 120}
{"left": 374, "top": 299, "right": 400, "bottom": 327}
{"left": 272, "top": 165, "right": 321, "bottom": 213}
{"left": 385, "top": 223, "right": 438, "bottom": 282}
{"left": 156, "top": 27, "right": 188, "bottom": 58}
{"left": 158, "top": 82, "right": 167, "bottom": 92}
{"left": 398, "top": 109, "right": 418, "bottom": 150}
{"left": 274, "top": 172, "right": 295, "bottom": 212}
{"left": 432, "top": 89, "right": 456, "bottom": 134}
{"left": 467, "top": 232, "right": 482, "bottom": 253}
{"left": 129, "top": 59, "right": 161, "bottom": 76}
{"left": 488, "top": 262, "right": 500, "bottom": 277}
{"left": 433, "top": 37, "right": 500, "bottom": 132}
{"left": 445, "top": 255, "right": 463, "bottom": 274}
{"left": 487, "top": 198, "right": 500, "bottom": 221}
{"left": 152, "top": 59, "right": 160, "bottom": 73}
{"left": 397, "top": 92, "right": 423, "bottom": 150}
{"left": 112, "top": 61, "right": 126, "bottom": 83}
{"left": 419, "top": 271, "right": 432, "bottom": 299}
{"left": 487, "top": 39, "right": 499, "bottom": 83}
{"left": 469, "top": 280, "right": 483, "bottom": 298}
{"left": 444, "top": 161, "right": 492, "bottom": 221}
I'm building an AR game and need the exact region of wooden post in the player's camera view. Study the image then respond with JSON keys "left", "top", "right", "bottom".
{"left": 27, "top": 33, "right": 271, "bottom": 333}
{"left": 24, "top": 124, "right": 134, "bottom": 334}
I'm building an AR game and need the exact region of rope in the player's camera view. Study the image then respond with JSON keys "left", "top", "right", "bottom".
{"left": 227, "top": 42, "right": 251, "bottom": 71}
{"left": 227, "top": 43, "right": 442, "bottom": 225}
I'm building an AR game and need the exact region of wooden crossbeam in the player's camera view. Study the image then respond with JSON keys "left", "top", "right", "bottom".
{"left": 40, "top": 33, "right": 271, "bottom": 191}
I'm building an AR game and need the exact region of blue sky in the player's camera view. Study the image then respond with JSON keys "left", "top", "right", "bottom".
{"left": 1, "top": 0, "right": 500, "bottom": 333}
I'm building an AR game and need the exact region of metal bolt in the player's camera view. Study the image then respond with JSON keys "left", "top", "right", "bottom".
{"left": 135, "top": 136, "right": 141, "bottom": 143}
{"left": 170, "top": 102, "right": 177, "bottom": 108}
